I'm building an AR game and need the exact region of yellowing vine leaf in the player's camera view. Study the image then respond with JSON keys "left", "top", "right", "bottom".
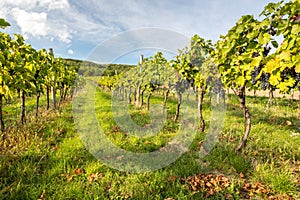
{"left": 269, "top": 74, "right": 280, "bottom": 86}
{"left": 278, "top": 51, "right": 290, "bottom": 61}
{"left": 236, "top": 76, "right": 245, "bottom": 86}
{"left": 295, "top": 58, "right": 300, "bottom": 73}
{"left": 251, "top": 56, "right": 262, "bottom": 67}
{"left": 0, "top": 87, "right": 4, "bottom": 94}
{"left": 291, "top": 24, "right": 300, "bottom": 35}
{"left": 265, "top": 58, "right": 279, "bottom": 73}
{"left": 258, "top": 33, "right": 271, "bottom": 44}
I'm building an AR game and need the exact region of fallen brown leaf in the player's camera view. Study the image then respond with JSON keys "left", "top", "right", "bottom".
{"left": 144, "top": 141, "right": 152, "bottom": 145}
{"left": 285, "top": 120, "right": 292, "bottom": 126}
{"left": 74, "top": 168, "right": 84, "bottom": 175}
{"left": 37, "top": 190, "right": 45, "bottom": 200}
{"left": 183, "top": 173, "right": 231, "bottom": 197}
{"left": 88, "top": 172, "right": 103, "bottom": 182}
{"left": 67, "top": 175, "right": 75, "bottom": 182}
{"left": 239, "top": 172, "right": 245, "bottom": 179}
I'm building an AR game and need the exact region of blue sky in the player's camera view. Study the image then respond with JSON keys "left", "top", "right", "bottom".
{"left": 0, "top": 0, "right": 272, "bottom": 64}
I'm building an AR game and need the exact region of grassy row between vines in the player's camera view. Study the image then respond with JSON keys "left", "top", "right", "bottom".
{"left": 0, "top": 86, "right": 299, "bottom": 199}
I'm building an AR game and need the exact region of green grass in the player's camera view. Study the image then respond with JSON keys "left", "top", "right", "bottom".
{"left": 253, "top": 162, "right": 297, "bottom": 195}
{"left": 0, "top": 87, "right": 299, "bottom": 199}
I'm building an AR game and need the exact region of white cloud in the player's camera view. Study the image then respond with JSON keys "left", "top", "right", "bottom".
{"left": 1, "top": 0, "right": 148, "bottom": 45}
{"left": 72, "top": 0, "right": 268, "bottom": 43}
{"left": 0, "top": 7, "right": 9, "bottom": 19}
{"left": 1, "top": 0, "right": 73, "bottom": 43}
{"left": 49, "top": 23, "right": 73, "bottom": 43}
{"left": 68, "top": 49, "right": 74, "bottom": 55}
{"left": 11, "top": 8, "right": 48, "bottom": 37}
{"left": 10, "top": 8, "right": 73, "bottom": 43}
{"left": 39, "top": 0, "right": 70, "bottom": 11}
{"left": 1, "top": 0, "right": 69, "bottom": 11}
{"left": 0, "top": 0, "right": 271, "bottom": 59}
{"left": 0, "top": 0, "right": 39, "bottom": 10}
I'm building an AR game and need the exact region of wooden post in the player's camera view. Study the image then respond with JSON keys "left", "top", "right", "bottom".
{"left": 136, "top": 55, "right": 143, "bottom": 107}
{"left": 49, "top": 48, "right": 57, "bottom": 110}
{"left": 236, "top": 86, "right": 251, "bottom": 151}
{"left": 298, "top": 88, "right": 300, "bottom": 119}
{"left": 139, "top": 54, "right": 143, "bottom": 73}
{"left": 20, "top": 91, "right": 26, "bottom": 124}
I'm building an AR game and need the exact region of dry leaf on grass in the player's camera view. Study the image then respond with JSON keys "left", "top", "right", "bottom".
{"left": 37, "top": 190, "right": 45, "bottom": 200}
{"left": 74, "top": 168, "right": 84, "bottom": 175}
{"left": 285, "top": 120, "right": 292, "bottom": 126}
{"left": 241, "top": 181, "right": 272, "bottom": 199}
{"left": 88, "top": 172, "right": 103, "bottom": 182}
{"left": 67, "top": 175, "right": 75, "bottom": 182}
{"left": 182, "top": 173, "right": 231, "bottom": 197}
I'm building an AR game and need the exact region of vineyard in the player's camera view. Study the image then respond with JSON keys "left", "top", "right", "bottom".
{"left": 1, "top": 0, "right": 300, "bottom": 199}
